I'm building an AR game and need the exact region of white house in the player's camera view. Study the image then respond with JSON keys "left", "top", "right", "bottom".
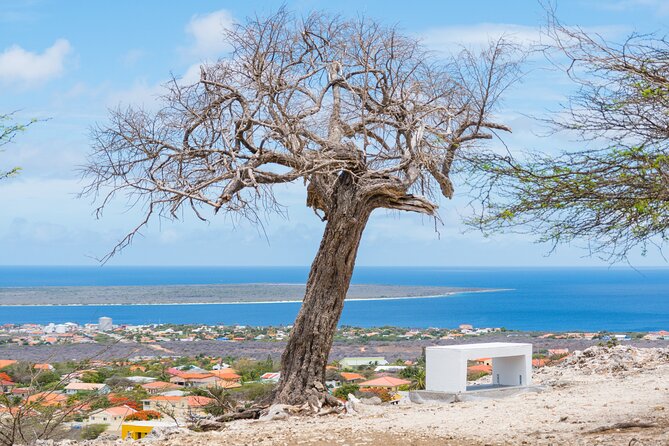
{"left": 260, "top": 372, "right": 280, "bottom": 383}
{"left": 64, "top": 382, "right": 111, "bottom": 395}
{"left": 86, "top": 405, "right": 136, "bottom": 432}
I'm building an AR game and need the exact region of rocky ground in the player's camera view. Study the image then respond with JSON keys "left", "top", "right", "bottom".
{"left": 41, "top": 345, "right": 669, "bottom": 446}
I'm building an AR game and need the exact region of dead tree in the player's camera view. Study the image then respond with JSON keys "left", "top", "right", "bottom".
{"left": 83, "top": 11, "right": 519, "bottom": 406}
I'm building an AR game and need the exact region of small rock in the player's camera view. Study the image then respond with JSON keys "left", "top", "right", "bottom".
{"left": 259, "top": 404, "right": 291, "bottom": 421}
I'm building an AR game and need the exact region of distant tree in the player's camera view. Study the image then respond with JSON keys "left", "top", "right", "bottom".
{"left": 83, "top": 10, "right": 520, "bottom": 407}
{"left": 466, "top": 13, "right": 669, "bottom": 260}
{"left": 1, "top": 114, "right": 34, "bottom": 180}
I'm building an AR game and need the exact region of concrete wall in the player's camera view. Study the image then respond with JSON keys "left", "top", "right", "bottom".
{"left": 426, "top": 343, "right": 532, "bottom": 393}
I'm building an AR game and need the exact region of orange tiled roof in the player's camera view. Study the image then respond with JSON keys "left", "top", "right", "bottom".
{"left": 210, "top": 369, "right": 241, "bottom": 380}
{"left": 33, "top": 363, "right": 52, "bottom": 370}
{"left": 172, "top": 372, "right": 214, "bottom": 380}
{"left": 467, "top": 364, "right": 492, "bottom": 374}
{"left": 99, "top": 405, "right": 137, "bottom": 417}
{"left": 211, "top": 380, "right": 242, "bottom": 389}
{"left": 340, "top": 372, "right": 365, "bottom": 381}
{"left": 141, "top": 381, "right": 180, "bottom": 389}
{"left": 26, "top": 392, "right": 67, "bottom": 406}
{"left": 358, "top": 376, "right": 411, "bottom": 387}
{"left": 0, "top": 360, "right": 17, "bottom": 369}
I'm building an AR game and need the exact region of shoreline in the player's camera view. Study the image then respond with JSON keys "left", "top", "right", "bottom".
{"left": 0, "top": 288, "right": 510, "bottom": 307}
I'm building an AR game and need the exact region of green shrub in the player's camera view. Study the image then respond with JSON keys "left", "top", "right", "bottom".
{"left": 467, "top": 371, "right": 490, "bottom": 381}
{"left": 333, "top": 383, "right": 359, "bottom": 400}
{"left": 81, "top": 424, "right": 107, "bottom": 440}
{"left": 231, "top": 382, "right": 275, "bottom": 404}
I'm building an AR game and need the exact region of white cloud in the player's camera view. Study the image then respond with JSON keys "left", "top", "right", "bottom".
{"left": 422, "top": 23, "right": 541, "bottom": 51}
{"left": 598, "top": 0, "right": 669, "bottom": 15}
{"left": 106, "top": 79, "right": 163, "bottom": 109}
{"left": 120, "top": 48, "right": 144, "bottom": 66}
{"left": 185, "top": 10, "right": 234, "bottom": 58}
{"left": 421, "top": 23, "right": 629, "bottom": 53}
{"left": 0, "top": 38, "right": 72, "bottom": 86}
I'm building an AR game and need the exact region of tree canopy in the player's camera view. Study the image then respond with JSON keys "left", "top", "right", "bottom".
{"left": 84, "top": 11, "right": 520, "bottom": 260}
{"left": 465, "top": 16, "right": 669, "bottom": 260}
{"left": 0, "top": 114, "right": 31, "bottom": 180}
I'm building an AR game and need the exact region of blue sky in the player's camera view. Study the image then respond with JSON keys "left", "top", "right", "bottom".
{"left": 1, "top": 0, "right": 669, "bottom": 266}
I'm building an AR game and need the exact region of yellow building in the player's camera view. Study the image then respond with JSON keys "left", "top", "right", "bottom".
{"left": 121, "top": 420, "right": 177, "bottom": 440}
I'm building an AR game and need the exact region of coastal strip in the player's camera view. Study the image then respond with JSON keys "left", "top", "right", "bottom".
{"left": 0, "top": 288, "right": 510, "bottom": 307}
{"left": 0, "top": 284, "right": 508, "bottom": 307}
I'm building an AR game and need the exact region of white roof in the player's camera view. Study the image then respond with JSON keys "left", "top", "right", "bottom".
{"left": 126, "top": 376, "right": 157, "bottom": 383}
{"left": 64, "top": 382, "right": 107, "bottom": 390}
{"left": 427, "top": 342, "right": 532, "bottom": 350}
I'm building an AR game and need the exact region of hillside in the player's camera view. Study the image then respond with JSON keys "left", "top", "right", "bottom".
{"left": 64, "top": 346, "right": 669, "bottom": 446}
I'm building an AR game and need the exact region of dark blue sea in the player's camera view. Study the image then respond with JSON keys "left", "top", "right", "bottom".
{"left": 0, "top": 266, "right": 668, "bottom": 331}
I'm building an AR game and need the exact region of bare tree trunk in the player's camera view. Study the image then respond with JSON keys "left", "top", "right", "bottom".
{"left": 274, "top": 173, "right": 372, "bottom": 405}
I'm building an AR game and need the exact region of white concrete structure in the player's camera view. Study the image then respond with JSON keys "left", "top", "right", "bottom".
{"left": 426, "top": 342, "right": 532, "bottom": 393}
{"left": 98, "top": 316, "right": 113, "bottom": 331}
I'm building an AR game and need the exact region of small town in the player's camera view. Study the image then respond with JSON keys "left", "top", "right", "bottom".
{"left": 2, "top": 318, "right": 668, "bottom": 348}
{"left": 0, "top": 332, "right": 587, "bottom": 441}
{"left": 0, "top": 317, "right": 667, "bottom": 441}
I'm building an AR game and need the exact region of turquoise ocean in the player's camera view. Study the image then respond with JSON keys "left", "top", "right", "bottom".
{"left": 0, "top": 266, "right": 668, "bottom": 331}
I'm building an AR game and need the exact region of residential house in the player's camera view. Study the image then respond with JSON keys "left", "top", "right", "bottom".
{"left": 168, "top": 367, "right": 242, "bottom": 389}
{"left": 339, "top": 372, "right": 365, "bottom": 383}
{"left": 473, "top": 357, "right": 493, "bottom": 366}
{"left": 126, "top": 376, "right": 157, "bottom": 384}
{"left": 64, "top": 382, "right": 111, "bottom": 395}
{"left": 339, "top": 357, "right": 388, "bottom": 369}
{"left": 0, "top": 374, "right": 15, "bottom": 394}
{"left": 209, "top": 368, "right": 241, "bottom": 383}
{"left": 260, "top": 372, "right": 280, "bottom": 383}
{"left": 33, "top": 363, "right": 54, "bottom": 371}
{"left": 25, "top": 392, "right": 67, "bottom": 407}
{"left": 86, "top": 405, "right": 137, "bottom": 432}
{"left": 141, "top": 395, "right": 213, "bottom": 419}
{"left": 358, "top": 376, "right": 411, "bottom": 391}
{"left": 0, "top": 360, "right": 17, "bottom": 370}
{"left": 169, "top": 371, "right": 239, "bottom": 389}
{"left": 141, "top": 381, "right": 181, "bottom": 395}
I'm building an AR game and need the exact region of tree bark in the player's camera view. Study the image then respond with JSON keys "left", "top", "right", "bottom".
{"left": 274, "top": 172, "right": 372, "bottom": 405}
